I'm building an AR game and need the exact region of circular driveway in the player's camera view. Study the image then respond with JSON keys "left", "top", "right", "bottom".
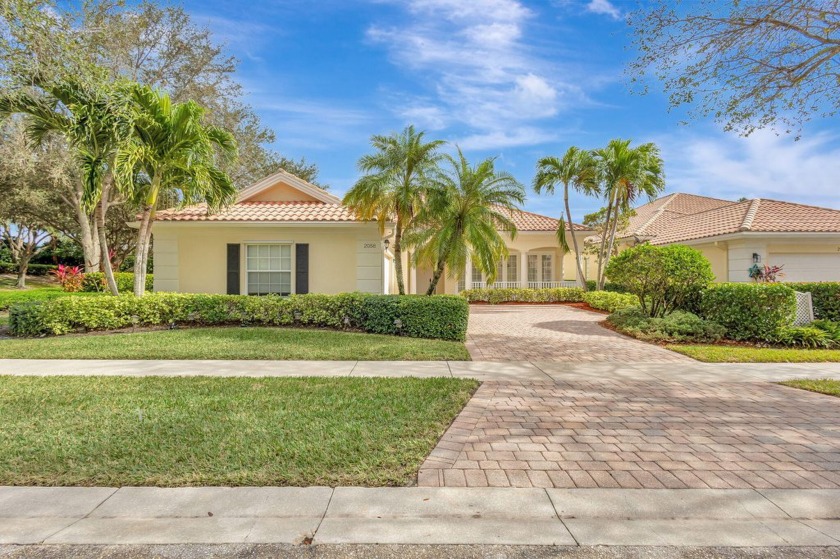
{"left": 465, "top": 304, "right": 691, "bottom": 363}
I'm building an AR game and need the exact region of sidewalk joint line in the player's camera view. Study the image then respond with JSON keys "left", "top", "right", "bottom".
{"left": 310, "top": 487, "right": 335, "bottom": 544}
{"left": 544, "top": 488, "right": 579, "bottom": 547}
{"left": 446, "top": 360, "right": 453, "bottom": 377}
{"left": 348, "top": 361, "right": 359, "bottom": 376}
{"left": 39, "top": 487, "right": 119, "bottom": 544}
{"left": 754, "top": 489, "right": 793, "bottom": 519}
{"left": 529, "top": 361, "right": 553, "bottom": 381}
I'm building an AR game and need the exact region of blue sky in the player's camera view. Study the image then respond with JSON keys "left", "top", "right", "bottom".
{"left": 184, "top": 0, "right": 840, "bottom": 221}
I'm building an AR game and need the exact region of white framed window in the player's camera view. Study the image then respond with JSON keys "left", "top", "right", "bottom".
{"left": 541, "top": 254, "right": 553, "bottom": 282}
{"left": 246, "top": 244, "right": 292, "bottom": 295}
{"left": 528, "top": 255, "right": 538, "bottom": 282}
{"left": 506, "top": 254, "right": 518, "bottom": 282}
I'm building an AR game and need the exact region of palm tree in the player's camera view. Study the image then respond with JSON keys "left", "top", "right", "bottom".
{"left": 343, "top": 125, "right": 445, "bottom": 295}
{"left": 0, "top": 77, "right": 132, "bottom": 295}
{"left": 409, "top": 148, "right": 525, "bottom": 295}
{"left": 533, "top": 147, "right": 601, "bottom": 290}
{"left": 593, "top": 139, "right": 665, "bottom": 289}
{"left": 116, "top": 86, "right": 237, "bottom": 296}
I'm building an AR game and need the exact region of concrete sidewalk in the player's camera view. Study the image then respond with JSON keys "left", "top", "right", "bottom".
{"left": 2, "top": 359, "right": 840, "bottom": 382}
{"left": 2, "top": 487, "right": 840, "bottom": 547}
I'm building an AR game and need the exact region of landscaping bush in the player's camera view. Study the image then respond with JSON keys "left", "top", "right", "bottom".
{"left": 608, "top": 307, "right": 725, "bottom": 343}
{"left": 700, "top": 283, "right": 796, "bottom": 341}
{"left": 460, "top": 287, "right": 584, "bottom": 304}
{"left": 786, "top": 282, "right": 840, "bottom": 322}
{"left": 770, "top": 326, "right": 836, "bottom": 349}
{"left": 8, "top": 292, "right": 469, "bottom": 341}
{"left": 605, "top": 244, "right": 714, "bottom": 317}
{"left": 582, "top": 291, "right": 639, "bottom": 313}
{"left": 81, "top": 272, "right": 154, "bottom": 293}
{"left": 0, "top": 262, "right": 57, "bottom": 276}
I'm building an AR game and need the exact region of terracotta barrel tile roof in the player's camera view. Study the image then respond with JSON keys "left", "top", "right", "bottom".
{"left": 497, "top": 207, "right": 589, "bottom": 232}
{"left": 155, "top": 201, "right": 358, "bottom": 222}
{"left": 624, "top": 193, "right": 840, "bottom": 245}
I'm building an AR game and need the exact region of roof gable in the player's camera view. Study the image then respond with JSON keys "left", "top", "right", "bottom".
{"left": 237, "top": 169, "right": 340, "bottom": 204}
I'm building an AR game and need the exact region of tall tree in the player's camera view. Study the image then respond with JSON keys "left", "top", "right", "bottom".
{"left": 629, "top": 1, "right": 840, "bottom": 138}
{"left": 0, "top": 220, "right": 50, "bottom": 288}
{"left": 592, "top": 139, "right": 665, "bottom": 289}
{"left": 533, "top": 147, "right": 601, "bottom": 290}
{"left": 409, "top": 149, "right": 525, "bottom": 295}
{"left": 343, "top": 125, "right": 445, "bottom": 295}
{"left": 116, "top": 86, "right": 238, "bottom": 296}
{"left": 0, "top": 77, "right": 133, "bottom": 294}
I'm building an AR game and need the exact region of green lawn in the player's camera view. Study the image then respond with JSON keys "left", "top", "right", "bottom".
{"left": 667, "top": 345, "right": 840, "bottom": 363}
{"left": 0, "top": 326, "right": 471, "bottom": 360}
{"left": 0, "top": 312, "right": 7, "bottom": 328}
{"left": 0, "top": 274, "right": 101, "bottom": 310}
{"left": 0, "top": 376, "right": 478, "bottom": 486}
{"left": 779, "top": 379, "right": 840, "bottom": 397}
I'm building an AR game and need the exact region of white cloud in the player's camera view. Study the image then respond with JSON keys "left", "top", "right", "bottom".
{"left": 367, "top": 0, "right": 589, "bottom": 151}
{"left": 658, "top": 129, "right": 840, "bottom": 209}
{"left": 456, "top": 127, "right": 559, "bottom": 150}
{"left": 586, "top": 0, "right": 621, "bottom": 20}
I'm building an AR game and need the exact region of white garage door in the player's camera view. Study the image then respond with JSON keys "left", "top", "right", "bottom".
{"left": 770, "top": 253, "right": 840, "bottom": 282}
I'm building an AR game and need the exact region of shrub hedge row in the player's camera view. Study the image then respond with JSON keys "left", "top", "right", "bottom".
{"left": 699, "top": 283, "right": 796, "bottom": 341}
{"left": 785, "top": 282, "right": 840, "bottom": 322}
{"left": 8, "top": 292, "right": 469, "bottom": 341}
{"left": 81, "top": 272, "right": 154, "bottom": 293}
{"left": 461, "top": 287, "right": 585, "bottom": 304}
{"left": 459, "top": 287, "right": 639, "bottom": 313}
{"left": 0, "top": 262, "right": 57, "bottom": 276}
{"left": 0, "top": 289, "right": 102, "bottom": 311}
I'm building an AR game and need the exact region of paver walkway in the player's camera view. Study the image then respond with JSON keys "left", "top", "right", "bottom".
{"left": 420, "top": 380, "right": 840, "bottom": 489}
{"left": 466, "top": 304, "right": 690, "bottom": 362}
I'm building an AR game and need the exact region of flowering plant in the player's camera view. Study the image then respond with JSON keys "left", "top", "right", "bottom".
{"left": 51, "top": 263, "right": 84, "bottom": 292}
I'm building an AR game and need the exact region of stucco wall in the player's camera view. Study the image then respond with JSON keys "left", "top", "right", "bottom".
{"left": 692, "top": 243, "right": 729, "bottom": 282}
{"left": 152, "top": 223, "right": 384, "bottom": 294}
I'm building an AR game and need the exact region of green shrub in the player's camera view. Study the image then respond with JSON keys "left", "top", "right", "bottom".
{"left": 0, "top": 262, "right": 57, "bottom": 276}
{"left": 582, "top": 291, "right": 639, "bottom": 313}
{"left": 81, "top": 272, "right": 154, "bottom": 293}
{"left": 460, "top": 287, "right": 584, "bottom": 304}
{"left": 605, "top": 244, "right": 714, "bottom": 317}
{"left": 700, "top": 283, "right": 796, "bottom": 341}
{"left": 608, "top": 308, "right": 725, "bottom": 343}
{"left": 770, "top": 326, "right": 836, "bottom": 349}
{"left": 8, "top": 292, "right": 469, "bottom": 341}
{"left": 786, "top": 283, "right": 840, "bottom": 322}
{"left": 812, "top": 319, "right": 840, "bottom": 342}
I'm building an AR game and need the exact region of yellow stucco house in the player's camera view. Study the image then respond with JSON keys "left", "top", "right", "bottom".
{"left": 151, "top": 170, "right": 591, "bottom": 295}
{"left": 616, "top": 193, "right": 840, "bottom": 282}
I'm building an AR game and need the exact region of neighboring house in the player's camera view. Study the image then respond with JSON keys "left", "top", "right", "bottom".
{"left": 151, "top": 170, "right": 591, "bottom": 296}
{"left": 618, "top": 193, "right": 840, "bottom": 282}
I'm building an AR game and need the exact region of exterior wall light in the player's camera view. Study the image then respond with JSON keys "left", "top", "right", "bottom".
{"left": 752, "top": 253, "right": 761, "bottom": 264}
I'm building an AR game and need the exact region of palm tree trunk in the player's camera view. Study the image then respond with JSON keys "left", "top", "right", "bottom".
{"left": 564, "top": 183, "right": 588, "bottom": 291}
{"left": 602, "top": 203, "right": 621, "bottom": 289}
{"left": 596, "top": 193, "right": 615, "bottom": 290}
{"left": 133, "top": 206, "right": 153, "bottom": 297}
{"left": 76, "top": 204, "right": 100, "bottom": 273}
{"left": 96, "top": 196, "right": 119, "bottom": 296}
{"left": 426, "top": 258, "right": 446, "bottom": 295}
{"left": 393, "top": 216, "right": 406, "bottom": 295}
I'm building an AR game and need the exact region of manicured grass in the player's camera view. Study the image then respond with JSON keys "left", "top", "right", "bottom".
{"left": 779, "top": 379, "right": 840, "bottom": 397}
{"left": 0, "top": 274, "right": 57, "bottom": 290}
{"left": 667, "top": 344, "right": 840, "bottom": 363}
{"left": 0, "top": 284, "right": 101, "bottom": 311}
{"left": 0, "top": 326, "right": 471, "bottom": 360}
{"left": 0, "top": 376, "right": 478, "bottom": 486}
{"left": 0, "top": 312, "right": 7, "bottom": 328}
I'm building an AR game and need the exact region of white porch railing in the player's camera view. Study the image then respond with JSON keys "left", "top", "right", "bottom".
{"left": 464, "top": 280, "right": 579, "bottom": 290}
{"left": 527, "top": 281, "right": 579, "bottom": 289}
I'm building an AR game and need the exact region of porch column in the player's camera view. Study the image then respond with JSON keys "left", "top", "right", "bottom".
{"left": 517, "top": 252, "right": 526, "bottom": 288}
{"left": 464, "top": 254, "right": 473, "bottom": 291}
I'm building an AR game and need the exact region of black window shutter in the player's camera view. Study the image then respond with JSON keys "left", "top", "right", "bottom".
{"left": 226, "top": 244, "right": 240, "bottom": 295}
{"left": 295, "top": 244, "right": 309, "bottom": 294}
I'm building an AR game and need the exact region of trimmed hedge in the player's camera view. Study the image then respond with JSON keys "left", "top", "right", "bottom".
{"left": 81, "top": 272, "right": 154, "bottom": 293}
{"left": 461, "top": 287, "right": 584, "bottom": 304}
{"left": 608, "top": 307, "right": 725, "bottom": 343}
{"left": 8, "top": 292, "right": 469, "bottom": 341}
{"left": 785, "top": 282, "right": 840, "bottom": 322}
{"left": 0, "top": 262, "right": 57, "bottom": 276}
{"left": 582, "top": 291, "right": 640, "bottom": 313}
{"left": 700, "top": 283, "right": 796, "bottom": 341}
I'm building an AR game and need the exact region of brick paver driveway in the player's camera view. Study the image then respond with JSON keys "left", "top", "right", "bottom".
{"left": 419, "top": 380, "right": 840, "bottom": 489}
{"left": 466, "top": 304, "right": 689, "bottom": 362}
